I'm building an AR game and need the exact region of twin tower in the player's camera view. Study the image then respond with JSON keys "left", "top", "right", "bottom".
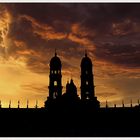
{"left": 45, "top": 51, "right": 100, "bottom": 108}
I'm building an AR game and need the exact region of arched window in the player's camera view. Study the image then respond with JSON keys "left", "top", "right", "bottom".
{"left": 54, "top": 81, "right": 57, "bottom": 86}
{"left": 55, "top": 92, "right": 57, "bottom": 97}
{"left": 53, "top": 92, "right": 56, "bottom": 99}
{"left": 51, "top": 70, "right": 53, "bottom": 74}
{"left": 86, "top": 81, "right": 88, "bottom": 85}
{"left": 86, "top": 96, "right": 89, "bottom": 100}
{"left": 54, "top": 70, "right": 57, "bottom": 74}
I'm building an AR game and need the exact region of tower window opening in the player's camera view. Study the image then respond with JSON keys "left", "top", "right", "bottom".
{"left": 86, "top": 81, "right": 88, "bottom": 85}
{"left": 51, "top": 70, "right": 53, "bottom": 74}
{"left": 54, "top": 81, "right": 57, "bottom": 86}
{"left": 55, "top": 92, "right": 57, "bottom": 97}
{"left": 53, "top": 92, "right": 56, "bottom": 99}
{"left": 54, "top": 70, "right": 57, "bottom": 74}
{"left": 86, "top": 96, "right": 89, "bottom": 100}
{"left": 85, "top": 71, "right": 88, "bottom": 74}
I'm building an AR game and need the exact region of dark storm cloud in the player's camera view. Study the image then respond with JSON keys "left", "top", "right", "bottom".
{"left": 80, "top": 4, "right": 140, "bottom": 34}
{"left": 94, "top": 43, "right": 140, "bottom": 68}
{"left": 7, "top": 3, "right": 140, "bottom": 35}
{"left": 3, "top": 3, "right": 140, "bottom": 74}
{"left": 6, "top": 4, "right": 82, "bottom": 33}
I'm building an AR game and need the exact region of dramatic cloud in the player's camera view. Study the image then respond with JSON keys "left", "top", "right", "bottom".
{"left": 0, "top": 3, "right": 139, "bottom": 107}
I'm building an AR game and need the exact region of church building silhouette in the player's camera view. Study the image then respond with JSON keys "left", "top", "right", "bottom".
{"left": 44, "top": 51, "right": 100, "bottom": 110}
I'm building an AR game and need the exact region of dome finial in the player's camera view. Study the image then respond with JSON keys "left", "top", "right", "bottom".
{"left": 85, "top": 49, "right": 87, "bottom": 57}
{"left": 71, "top": 72, "right": 73, "bottom": 81}
{"left": 55, "top": 48, "right": 57, "bottom": 56}
{"left": 70, "top": 78, "right": 74, "bottom": 84}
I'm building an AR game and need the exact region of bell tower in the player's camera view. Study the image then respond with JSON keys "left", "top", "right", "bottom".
{"left": 80, "top": 51, "right": 95, "bottom": 100}
{"left": 80, "top": 51, "right": 100, "bottom": 108}
{"left": 48, "top": 51, "right": 62, "bottom": 99}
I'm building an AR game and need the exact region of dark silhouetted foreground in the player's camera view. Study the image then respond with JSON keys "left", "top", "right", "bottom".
{"left": 0, "top": 107, "right": 140, "bottom": 137}
{"left": 0, "top": 52, "right": 138, "bottom": 137}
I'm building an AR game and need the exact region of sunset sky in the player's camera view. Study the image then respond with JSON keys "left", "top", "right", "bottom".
{"left": 0, "top": 3, "right": 139, "bottom": 108}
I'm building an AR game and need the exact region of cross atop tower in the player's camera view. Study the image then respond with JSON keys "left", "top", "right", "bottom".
{"left": 55, "top": 48, "right": 57, "bottom": 56}
{"left": 85, "top": 49, "right": 87, "bottom": 57}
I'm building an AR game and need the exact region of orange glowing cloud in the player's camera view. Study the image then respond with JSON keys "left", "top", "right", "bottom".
{"left": 0, "top": 4, "right": 139, "bottom": 108}
{"left": 19, "top": 15, "right": 67, "bottom": 40}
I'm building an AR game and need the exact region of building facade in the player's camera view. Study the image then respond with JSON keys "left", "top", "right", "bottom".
{"left": 45, "top": 51, "right": 100, "bottom": 109}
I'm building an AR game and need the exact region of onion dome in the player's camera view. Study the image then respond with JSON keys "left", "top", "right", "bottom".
{"left": 50, "top": 52, "right": 61, "bottom": 69}
{"left": 81, "top": 51, "right": 92, "bottom": 67}
{"left": 69, "top": 79, "right": 77, "bottom": 92}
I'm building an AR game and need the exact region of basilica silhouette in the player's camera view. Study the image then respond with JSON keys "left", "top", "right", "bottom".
{"left": 44, "top": 51, "right": 100, "bottom": 110}
{"left": 0, "top": 51, "right": 140, "bottom": 137}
